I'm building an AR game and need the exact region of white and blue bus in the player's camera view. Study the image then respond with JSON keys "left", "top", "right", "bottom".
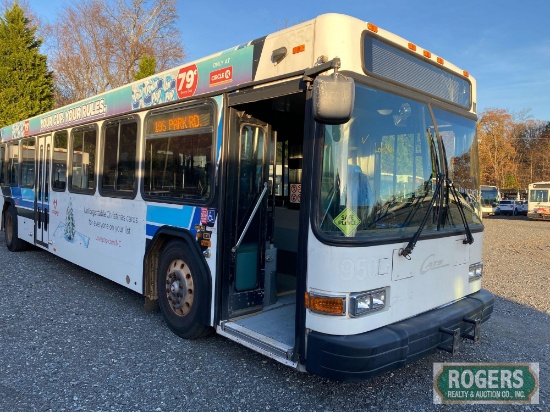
{"left": 0, "top": 14, "right": 493, "bottom": 381}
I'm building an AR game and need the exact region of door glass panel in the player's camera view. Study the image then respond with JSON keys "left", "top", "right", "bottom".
{"left": 38, "top": 144, "right": 44, "bottom": 202}
{"left": 53, "top": 131, "right": 68, "bottom": 191}
{"left": 21, "top": 138, "right": 36, "bottom": 188}
{"left": 237, "top": 125, "right": 265, "bottom": 229}
{"left": 45, "top": 144, "right": 51, "bottom": 202}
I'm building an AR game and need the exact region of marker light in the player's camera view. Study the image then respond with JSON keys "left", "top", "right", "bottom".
{"left": 408, "top": 42, "right": 417, "bottom": 51}
{"left": 349, "top": 288, "right": 387, "bottom": 317}
{"left": 423, "top": 50, "right": 432, "bottom": 58}
{"left": 468, "top": 262, "right": 483, "bottom": 282}
{"left": 437, "top": 57, "right": 444, "bottom": 65}
{"left": 367, "top": 23, "right": 378, "bottom": 33}
{"left": 463, "top": 70, "right": 470, "bottom": 77}
{"left": 305, "top": 292, "right": 346, "bottom": 316}
{"left": 292, "top": 45, "right": 305, "bottom": 54}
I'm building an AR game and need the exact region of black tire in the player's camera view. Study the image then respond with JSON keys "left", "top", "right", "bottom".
{"left": 157, "top": 240, "right": 211, "bottom": 339}
{"left": 4, "top": 204, "right": 27, "bottom": 252}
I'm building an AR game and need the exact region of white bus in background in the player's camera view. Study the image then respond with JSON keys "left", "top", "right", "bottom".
{"left": 480, "top": 185, "right": 500, "bottom": 216}
{"left": 0, "top": 13, "right": 494, "bottom": 381}
{"left": 527, "top": 182, "right": 550, "bottom": 220}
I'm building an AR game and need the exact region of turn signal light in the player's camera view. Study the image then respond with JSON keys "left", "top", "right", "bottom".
{"left": 305, "top": 292, "right": 345, "bottom": 316}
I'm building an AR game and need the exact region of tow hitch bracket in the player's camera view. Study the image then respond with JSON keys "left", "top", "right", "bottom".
{"left": 438, "top": 327, "right": 461, "bottom": 355}
{"left": 462, "top": 317, "right": 481, "bottom": 343}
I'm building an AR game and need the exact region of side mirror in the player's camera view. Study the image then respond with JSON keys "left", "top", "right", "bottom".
{"left": 312, "top": 73, "right": 354, "bottom": 125}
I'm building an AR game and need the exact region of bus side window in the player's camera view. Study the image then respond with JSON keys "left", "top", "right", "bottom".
{"left": 70, "top": 127, "right": 97, "bottom": 193}
{"left": 101, "top": 119, "right": 137, "bottom": 195}
{"left": 7, "top": 142, "right": 19, "bottom": 186}
{"left": 0, "top": 145, "right": 5, "bottom": 185}
{"left": 53, "top": 130, "right": 68, "bottom": 191}
{"left": 20, "top": 138, "right": 36, "bottom": 189}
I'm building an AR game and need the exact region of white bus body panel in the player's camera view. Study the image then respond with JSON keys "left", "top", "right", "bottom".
{"left": 48, "top": 192, "right": 147, "bottom": 293}
{"left": 255, "top": 14, "right": 476, "bottom": 116}
{"left": 306, "top": 226, "right": 483, "bottom": 336}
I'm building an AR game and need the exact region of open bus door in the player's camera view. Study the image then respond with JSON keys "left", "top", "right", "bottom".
{"left": 35, "top": 135, "right": 51, "bottom": 248}
{"left": 223, "top": 109, "right": 272, "bottom": 317}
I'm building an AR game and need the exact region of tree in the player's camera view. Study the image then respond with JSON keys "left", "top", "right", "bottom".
{"left": 0, "top": 2, "right": 54, "bottom": 127}
{"left": 477, "top": 109, "right": 517, "bottom": 189}
{"left": 47, "top": 0, "right": 184, "bottom": 106}
{"left": 133, "top": 55, "right": 156, "bottom": 81}
{"left": 513, "top": 119, "right": 548, "bottom": 186}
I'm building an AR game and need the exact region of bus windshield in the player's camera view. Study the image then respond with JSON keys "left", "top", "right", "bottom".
{"left": 316, "top": 83, "right": 481, "bottom": 241}
{"left": 481, "top": 186, "right": 500, "bottom": 207}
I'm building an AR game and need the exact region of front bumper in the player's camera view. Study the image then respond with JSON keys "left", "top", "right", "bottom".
{"left": 305, "top": 289, "right": 494, "bottom": 381}
{"left": 527, "top": 212, "right": 550, "bottom": 220}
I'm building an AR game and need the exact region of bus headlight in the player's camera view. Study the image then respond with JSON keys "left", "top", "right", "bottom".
{"left": 349, "top": 288, "right": 386, "bottom": 317}
{"left": 468, "top": 262, "right": 483, "bottom": 282}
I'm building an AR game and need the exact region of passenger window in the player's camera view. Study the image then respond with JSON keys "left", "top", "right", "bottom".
{"left": 144, "top": 103, "right": 213, "bottom": 202}
{"left": 70, "top": 127, "right": 97, "bottom": 193}
{"left": 0, "top": 145, "right": 5, "bottom": 185}
{"left": 52, "top": 131, "right": 68, "bottom": 191}
{"left": 7, "top": 142, "right": 19, "bottom": 186}
{"left": 101, "top": 119, "right": 138, "bottom": 196}
{"left": 20, "top": 138, "right": 36, "bottom": 188}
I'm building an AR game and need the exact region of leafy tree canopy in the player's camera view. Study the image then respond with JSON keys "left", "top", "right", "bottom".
{"left": 0, "top": 2, "right": 54, "bottom": 127}
{"left": 133, "top": 55, "right": 157, "bottom": 81}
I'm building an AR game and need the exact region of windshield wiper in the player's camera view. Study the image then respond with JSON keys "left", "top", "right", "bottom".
{"left": 400, "top": 181, "right": 431, "bottom": 229}
{"left": 400, "top": 172, "right": 444, "bottom": 258}
{"left": 400, "top": 128, "right": 443, "bottom": 258}
{"left": 446, "top": 178, "right": 474, "bottom": 244}
{"left": 439, "top": 137, "right": 474, "bottom": 245}
{"left": 400, "top": 126, "right": 475, "bottom": 258}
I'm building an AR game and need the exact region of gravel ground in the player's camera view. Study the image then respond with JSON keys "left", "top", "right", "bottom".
{"left": 0, "top": 216, "right": 548, "bottom": 411}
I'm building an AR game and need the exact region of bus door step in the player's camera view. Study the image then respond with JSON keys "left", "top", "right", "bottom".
{"left": 218, "top": 321, "right": 297, "bottom": 367}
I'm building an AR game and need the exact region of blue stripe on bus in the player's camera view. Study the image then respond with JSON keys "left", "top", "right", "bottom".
{"left": 146, "top": 205, "right": 195, "bottom": 228}
{"left": 146, "top": 223, "right": 159, "bottom": 238}
{"left": 19, "top": 199, "right": 34, "bottom": 209}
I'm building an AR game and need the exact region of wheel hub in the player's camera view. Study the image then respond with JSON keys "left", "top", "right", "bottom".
{"left": 164, "top": 259, "right": 194, "bottom": 316}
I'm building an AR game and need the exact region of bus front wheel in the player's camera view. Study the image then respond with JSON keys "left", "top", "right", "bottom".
{"left": 157, "top": 240, "right": 211, "bottom": 339}
{"left": 4, "top": 204, "right": 27, "bottom": 252}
